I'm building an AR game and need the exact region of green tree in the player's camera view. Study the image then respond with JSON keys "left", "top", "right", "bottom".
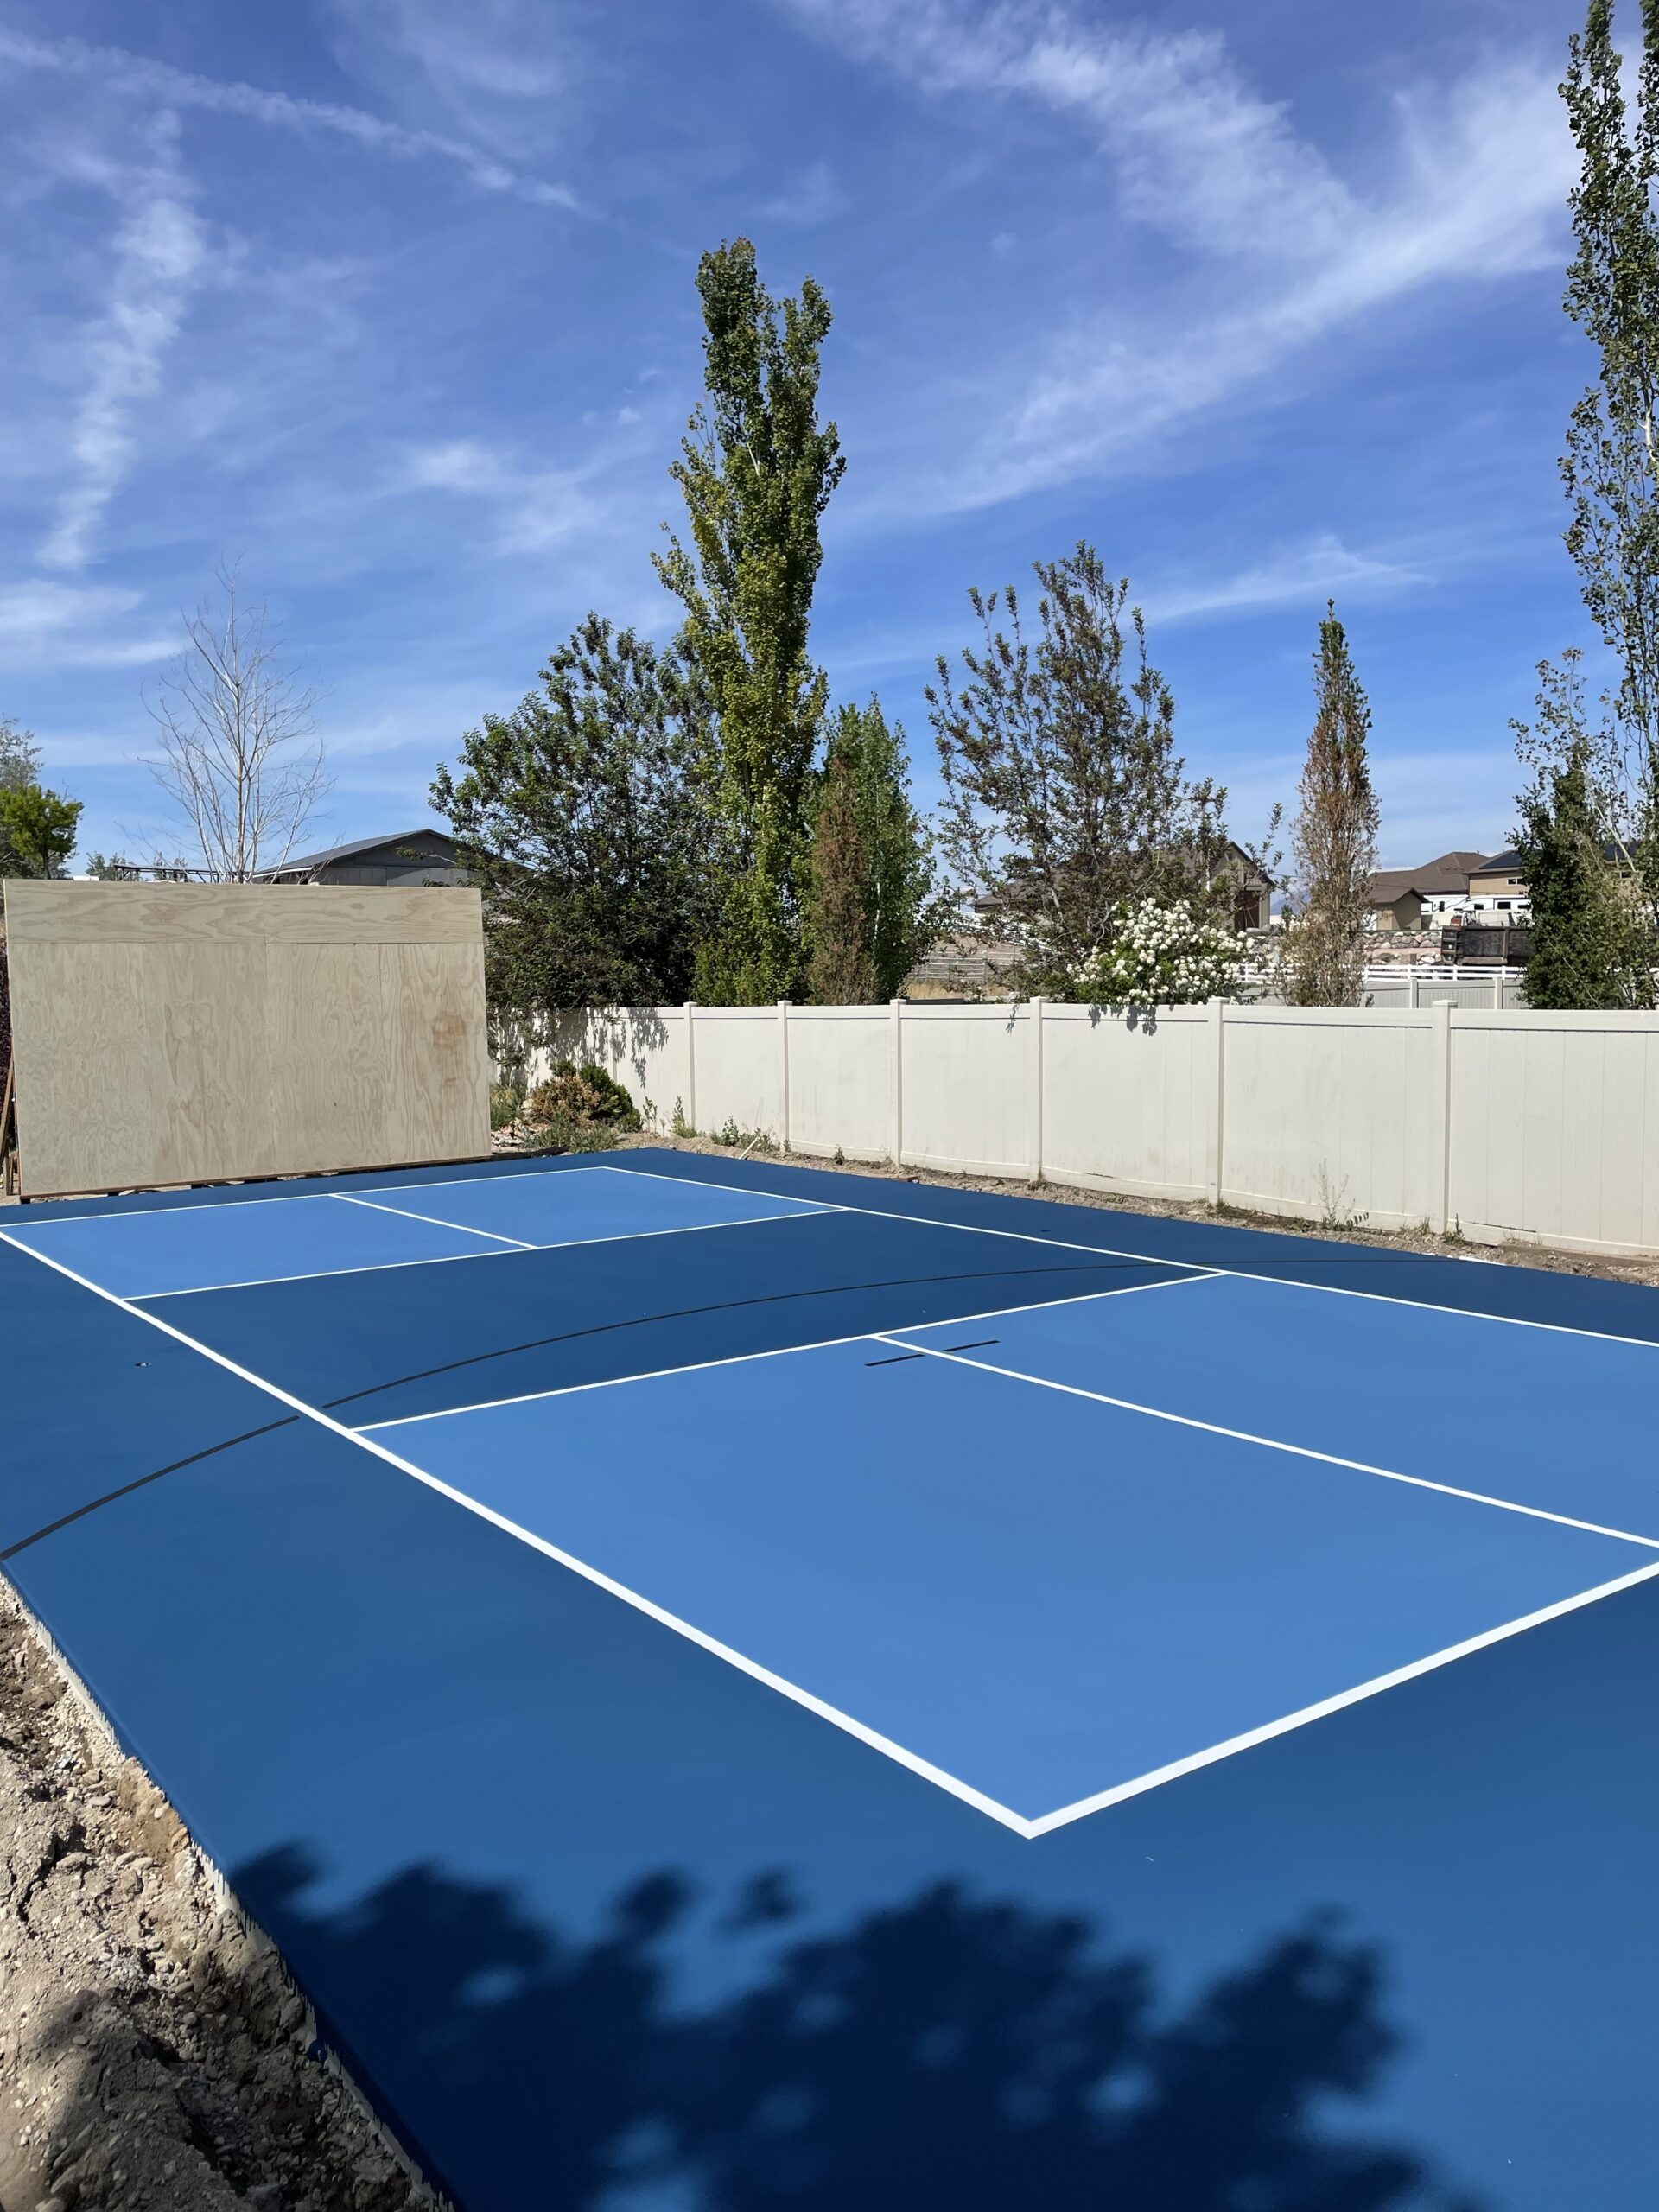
{"left": 0, "top": 717, "right": 42, "bottom": 877}
{"left": 1560, "top": 0, "right": 1659, "bottom": 906}
{"left": 1283, "top": 604, "right": 1379, "bottom": 1007}
{"left": 1512, "top": 651, "right": 1652, "bottom": 1006}
{"left": 655, "top": 238, "right": 845, "bottom": 1003}
{"left": 804, "top": 701, "right": 941, "bottom": 1001}
{"left": 0, "top": 785, "right": 81, "bottom": 879}
{"left": 804, "top": 751, "right": 876, "bottom": 1003}
{"left": 432, "top": 616, "right": 717, "bottom": 1016}
{"left": 927, "top": 543, "right": 1228, "bottom": 996}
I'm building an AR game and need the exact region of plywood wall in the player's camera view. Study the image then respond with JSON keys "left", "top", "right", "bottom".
{"left": 2, "top": 881, "right": 489, "bottom": 1198}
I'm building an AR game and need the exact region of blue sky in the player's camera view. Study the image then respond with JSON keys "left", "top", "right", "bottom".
{"left": 0, "top": 0, "right": 1611, "bottom": 870}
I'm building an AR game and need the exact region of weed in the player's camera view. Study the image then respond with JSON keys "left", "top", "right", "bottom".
{"left": 1314, "top": 1164, "right": 1369, "bottom": 1234}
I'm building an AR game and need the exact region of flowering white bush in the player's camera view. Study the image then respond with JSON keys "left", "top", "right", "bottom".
{"left": 1071, "top": 897, "right": 1246, "bottom": 1010}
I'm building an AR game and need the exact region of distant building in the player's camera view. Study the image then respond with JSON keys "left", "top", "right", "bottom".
{"left": 1364, "top": 850, "right": 1503, "bottom": 931}
{"left": 249, "top": 830, "right": 463, "bottom": 887}
{"left": 1462, "top": 850, "right": 1530, "bottom": 916}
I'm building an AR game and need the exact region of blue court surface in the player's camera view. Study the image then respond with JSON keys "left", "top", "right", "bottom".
{"left": 3, "top": 1149, "right": 1657, "bottom": 2209}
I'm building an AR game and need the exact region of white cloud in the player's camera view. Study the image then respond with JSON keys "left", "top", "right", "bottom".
{"left": 0, "top": 27, "right": 578, "bottom": 209}
{"left": 0, "top": 581, "right": 175, "bottom": 667}
{"left": 776, "top": 0, "right": 1574, "bottom": 510}
{"left": 760, "top": 162, "right": 849, "bottom": 226}
{"left": 36, "top": 128, "right": 212, "bottom": 572}
{"left": 396, "top": 437, "right": 606, "bottom": 552}
{"left": 1143, "top": 536, "right": 1427, "bottom": 626}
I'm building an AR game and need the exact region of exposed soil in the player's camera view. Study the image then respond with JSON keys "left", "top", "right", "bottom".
{"left": 0, "top": 1585, "right": 433, "bottom": 2212}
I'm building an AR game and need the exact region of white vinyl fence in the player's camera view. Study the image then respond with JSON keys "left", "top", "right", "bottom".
{"left": 536, "top": 999, "right": 1659, "bottom": 1259}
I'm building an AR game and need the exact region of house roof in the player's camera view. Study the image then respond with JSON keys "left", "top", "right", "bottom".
{"left": 1469, "top": 849, "right": 1523, "bottom": 878}
{"left": 250, "top": 828, "right": 455, "bottom": 877}
{"left": 1413, "top": 849, "right": 1491, "bottom": 893}
{"left": 1364, "top": 869, "right": 1428, "bottom": 906}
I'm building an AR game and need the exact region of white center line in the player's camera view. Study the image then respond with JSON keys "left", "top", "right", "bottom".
{"left": 331, "top": 1193, "right": 535, "bottom": 1248}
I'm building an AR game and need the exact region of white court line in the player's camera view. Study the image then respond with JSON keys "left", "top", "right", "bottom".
{"left": 0, "top": 1226, "right": 1033, "bottom": 1839}
{"left": 5, "top": 1222, "right": 1657, "bottom": 1840}
{"left": 332, "top": 1193, "right": 535, "bottom": 1249}
{"left": 603, "top": 1162, "right": 1659, "bottom": 1355}
{"left": 7, "top": 1161, "right": 828, "bottom": 1230}
{"left": 355, "top": 1270, "right": 1218, "bottom": 1432}
{"left": 130, "top": 1206, "right": 849, "bottom": 1301}
{"left": 1021, "top": 1556, "right": 1659, "bottom": 1835}
{"left": 873, "top": 1336, "right": 1659, "bottom": 1551}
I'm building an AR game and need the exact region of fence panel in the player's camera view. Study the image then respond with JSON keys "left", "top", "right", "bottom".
{"left": 785, "top": 1006, "right": 892, "bottom": 1160}
{"left": 1039, "top": 1002, "right": 1215, "bottom": 1198}
{"left": 1448, "top": 1009, "right": 1659, "bottom": 1254}
{"left": 546, "top": 1007, "right": 690, "bottom": 1131}
{"left": 683, "top": 1007, "right": 783, "bottom": 1141}
{"left": 1220, "top": 1006, "right": 1439, "bottom": 1230}
{"left": 899, "top": 1003, "right": 1034, "bottom": 1177}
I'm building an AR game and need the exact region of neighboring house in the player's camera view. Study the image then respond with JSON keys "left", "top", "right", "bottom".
{"left": 1463, "top": 850, "right": 1530, "bottom": 916}
{"left": 250, "top": 830, "right": 463, "bottom": 887}
{"left": 1365, "top": 850, "right": 1494, "bottom": 931}
{"left": 1363, "top": 870, "right": 1432, "bottom": 933}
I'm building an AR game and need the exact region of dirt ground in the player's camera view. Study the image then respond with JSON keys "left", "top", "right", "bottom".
{"left": 1, "top": 1135, "right": 1655, "bottom": 2212}
{"left": 0, "top": 1585, "right": 433, "bottom": 2212}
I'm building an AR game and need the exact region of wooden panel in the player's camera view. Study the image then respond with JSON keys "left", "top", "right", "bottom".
{"left": 3, "top": 880, "right": 481, "bottom": 944}
{"left": 3, "top": 880, "right": 487, "bottom": 1198}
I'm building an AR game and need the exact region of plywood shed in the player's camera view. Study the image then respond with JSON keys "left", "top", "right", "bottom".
{"left": 1, "top": 880, "right": 490, "bottom": 1200}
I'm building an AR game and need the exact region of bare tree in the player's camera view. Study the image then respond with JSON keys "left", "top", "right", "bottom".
{"left": 144, "top": 564, "right": 330, "bottom": 880}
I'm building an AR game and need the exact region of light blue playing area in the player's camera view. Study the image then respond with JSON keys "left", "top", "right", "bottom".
{"left": 365, "top": 1316, "right": 1654, "bottom": 1825}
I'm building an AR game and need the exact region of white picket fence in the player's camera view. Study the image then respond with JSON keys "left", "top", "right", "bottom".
{"left": 535, "top": 999, "right": 1659, "bottom": 1259}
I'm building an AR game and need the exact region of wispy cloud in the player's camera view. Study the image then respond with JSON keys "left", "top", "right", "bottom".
{"left": 1143, "top": 536, "right": 1427, "bottom": 626}
{"left": 777, "top": 0, "right": 1573, "bottom": 509}
{"left": 0, "top": 27, "right": 579, "bottom": 209}
{"left": 397, "top": 437, "right": 608, "bottom": 554}
{"left": 760, "top": 162, "right": 849, "bottom": 226}
{"left": 36, "top": 124, "right": 212, "bottom": 573}
{"left": 0, "top": 581, "right": 175, "bottom": 668}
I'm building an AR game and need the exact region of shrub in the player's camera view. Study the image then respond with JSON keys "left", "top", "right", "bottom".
{"left": 489, "top": 1081, "right": 525, "bottom": 1131}
{"left": 1071, "top": 898, "right": 1245, "bottom": 1012}
{"left": 524, "top": 1061, "right": 641, "bottom": 1133}
{"left": 527, "top": 1116, "right": 619, "bottom": 1156}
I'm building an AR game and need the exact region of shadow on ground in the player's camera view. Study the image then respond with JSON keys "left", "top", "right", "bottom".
{"left": 225, "top": 1847, "right": 1484, "bottom": 2212}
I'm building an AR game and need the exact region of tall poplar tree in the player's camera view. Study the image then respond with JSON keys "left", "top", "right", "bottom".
{"left": 656, "top": 238, "right": 844, "bottom": 1002}
{"left": 1285, "top": 604, "right": 1378, "bottom": 1007}
{"left": 1560, "top": 0, "right": 1659, "bottom": 909}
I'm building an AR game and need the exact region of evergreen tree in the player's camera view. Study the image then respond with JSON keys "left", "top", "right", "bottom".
{"left": 1560, "top": 0, "right": 1659, "bottom": 906}
{"left": 655, "top": 238, "right": 844, "bottom": 1003}
{"left": 1284, "top": 604, "right": 1378, "bottom": 1007}
{"left": 1511, "top": 652, "right": 1652, "bottom": 1006}
{"left": 804, "top": 700, "right": 941, "bottom": 1002}
{"left": 432, "top": 617, "right": 716, "bottom": 1015}
{"left": 929, "top": 543, "right": 1228, "bottom": 995}
{"left": 804, "top": 751, "right": 876, "bottom": 1003}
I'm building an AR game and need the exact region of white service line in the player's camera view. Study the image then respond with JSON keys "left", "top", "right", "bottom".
{"left": 355, "top": 1268, "right": 1220, "bottom": 1432}
{"left": 331, "top": 1193, "right": 535, "bottom": 1249}
{"left": 132, "top": 1204, "right": 849, "bottom": 1301}
{"left": 0, "top": 1224, "right": 1034, "bottom": 1840}
{"left": 1021, "top": 1555, "right": 1659, "bottom": 1835}
{"left": 873, "top": 1336, "right": 1659, "bottom": 1552}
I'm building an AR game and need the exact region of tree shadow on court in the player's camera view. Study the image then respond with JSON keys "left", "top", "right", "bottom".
{"left": 233, "top": 1846, "right": 1484, "bottom": 2212}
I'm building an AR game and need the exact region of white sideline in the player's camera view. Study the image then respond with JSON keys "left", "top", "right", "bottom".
{"left": 874, "top": 1336, "right": 1659, "bottom": 1551}
{"left": 333, "top": 1193, "right": 536, "bottom": 1248}
{"left": 4, "top": 1224, "right": 1657, "bottom": 1840}
{"left": 355, "top": 1269, "right": 1218, "bottom": 1431}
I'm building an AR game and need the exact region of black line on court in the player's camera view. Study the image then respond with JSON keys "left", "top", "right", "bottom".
{"left": 1, "top": 1416, "right": 298, "bottom": 1560}
{"left": 865, "top": 1351, "right": 924, "bottom": 1366}
{"left": 319, "top": 1260, "right": 1173, "bottom": 1414}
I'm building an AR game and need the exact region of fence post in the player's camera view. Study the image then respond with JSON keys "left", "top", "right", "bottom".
{"left": 1428, "top": 999, "right": 1453, "bottom": 1234}
{"left": 1031, "top": 997, "right": 1045, "bottom": 1183}
{"left": 778, "top": 1000, "right": 791, "bottom": 1152}
{"left": 890, "top": 998, "right": 905, "bottom": 1166}
{"left": 1491, "top": 972, "right": 1503, "bottom": 1009}
{"left": 683, "top": 1001, "right": 696, "bottom": 1135}
{"left": 1209, "top": 997, "right": 1226, "bottom": 1207}
{"left": 1408, "top": 967, "right": 1421, "bottom": 1010}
